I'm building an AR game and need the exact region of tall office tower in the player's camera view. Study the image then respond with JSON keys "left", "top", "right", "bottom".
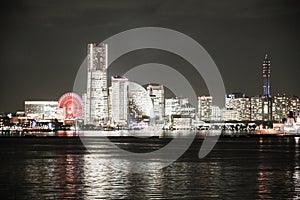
{"left": 147, "top": 84, "right": 165, "bottom": 120}
{"left": 262, "top": 54, "right": 272, "bottom": 121}
{"left": 197, "top": 96, "right": 213, "bottom": 121}
{"left": 262, "top": 54, "right": 271, "bottom": 98}
{"left": 110, "top": 76, "right": 129, "bottom": 124}
{"left": 85, "top": 43, "right": 108, "bottom": 125}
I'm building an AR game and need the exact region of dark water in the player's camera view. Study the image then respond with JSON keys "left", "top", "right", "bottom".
{"left": 0, "top": 136, "right": 300, "bottom": 199}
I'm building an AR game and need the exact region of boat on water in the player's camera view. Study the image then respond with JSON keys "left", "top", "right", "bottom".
{"left": 258, "top": 114, "right": 300, "bottom": 135}
{"left": 281, "top": 117, "right": 300, "bottom": 134}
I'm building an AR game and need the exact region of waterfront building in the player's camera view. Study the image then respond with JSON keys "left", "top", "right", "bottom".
{"left": 225, "top": 93, "right": 251, "bottom": 121}
{"left": 262, "top": 96, "right": 272, "bottom": 121}
{"left": 147, "top": 84, "right": 164, "bottom": 120}
{"left": 250, "top": 96, "right": 263, "bottom": 121}
{"left": 211, "top": 106, "right": 221, "bottom": 121}
{"left": 198, "top": 96, "right": 213, "bottom": 121}
{"left": 110, "top": 76, "right": 129, "bottom": 125}
{"left": 221, "top": 108, "right": 239, "bottom": 121}
{"left": 84, "top": 43, "right": 108, "bottom": 125}
{"left": 165, "top": 98, "right": 181, "bottom": 117}
{"left": 179, "top": 101, "right": 196, "bottom": 118}
{"left": 165, "top": 97, "right": 195, "bottom": 118}
{"left": 171, "top": 115, "right": 191, "bottom": 130}
{"left": 24, "top": 101, "right": 60, "bottom": 120}
{"left": 288, "top": 96, "right": 300, "bottom": 117}
{"left": 128, "top": 82, "right": 153, "bottom": 124}
{"left": 272, "top": 95, "right": 288, "bottom": 121}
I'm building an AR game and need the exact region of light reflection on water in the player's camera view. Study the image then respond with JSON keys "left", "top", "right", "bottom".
{"left": 0, "top": 137, "right": 300, "bottom": 199}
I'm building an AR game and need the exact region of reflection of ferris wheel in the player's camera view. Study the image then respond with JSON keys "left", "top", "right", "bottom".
{"left": 58, "top": 92, "right": 83, "bottom": 119}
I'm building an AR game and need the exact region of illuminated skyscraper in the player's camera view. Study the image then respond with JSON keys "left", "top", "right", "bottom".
{"left": 110, "top": 76, "right": 128, "bottom": 125}
{"left": 262, "top": 54, "right": 271, "bottom": 98}
{"left": 85, "top": 43, "right": 108, "bottom": 125}
{"left": 262, "top": 54, "right": 272, "bottom": 121}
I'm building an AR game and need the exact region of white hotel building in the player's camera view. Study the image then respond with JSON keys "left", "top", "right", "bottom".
{"left": 110, "top": 76, "right": 129, "bottom": 125}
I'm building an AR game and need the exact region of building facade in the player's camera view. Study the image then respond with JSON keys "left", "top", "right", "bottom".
{"left": 110, "top": 76, "right": 129, "bottom": 125}
{"left": 225, "top": 93, "right": 251, "bottom": 121}
{"left": 272, "top": 95, "right": 288, "bottom": 121}
{"left": 25, "top": 101, "right": 60, "bottom": 120}
{"left": 85, "top": 43, "right": 108, "bottom": 125}
{"left": 128, "top": 82, "right": 153, "bottom": 119}
{"left": 262, "top": 54, "right": 271, "bottom": 98}
{"left": 165, "top": 98, "right": 181, "bottom": 117}
{"left": 198, "top": 96, "right": 213, "bottom": 121}
{"left": 272, "top": 95, "right": 300, "bottom": 121}
{"left": 147, "top": 84, "right": 164, "bottom": 120}
{"left": 262, "top": 54, "right": 272, "bottom": 121}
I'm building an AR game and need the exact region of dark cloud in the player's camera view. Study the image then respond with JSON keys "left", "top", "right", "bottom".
{"left": 0, "top": 0, "right": 299, "bottom": 112}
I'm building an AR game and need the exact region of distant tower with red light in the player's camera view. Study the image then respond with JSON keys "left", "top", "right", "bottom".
{"left": 262, "top": 54, "right": 272, "bottom": 121}
{"left": 262, "top": 54, "right": 271, "bottom": 98}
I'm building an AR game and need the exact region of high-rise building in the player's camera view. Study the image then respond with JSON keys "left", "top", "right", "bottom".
{"left": 85, "top": 43, "right": 108, "bottom": 125}
{"left": 147, "top": 84, "right": 164, "bottom": 120}
{"left": 110, "top": 76, "right": 129, "bottom": 124}
{"left": 262, "top": 54, "right": 272, "bottom": 121}
{"left": 262, "top": 54, "right": 271, "bottom": 98}
{"left": 198, "top": 96, "right": 213, "bottom": 121}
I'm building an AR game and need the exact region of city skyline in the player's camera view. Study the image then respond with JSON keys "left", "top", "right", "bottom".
{"left": 4, "top": 42, "right": 299, "bottom": 125}
{"left": 1, "top": 47, "right": 299, "bottom": 116}
{"left": 0, "top": 0, "right": 300, "bottom": 113}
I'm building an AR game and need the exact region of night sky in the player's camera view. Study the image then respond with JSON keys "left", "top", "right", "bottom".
{"left": 0, "top": 0, "right": 300, "bottom": 112}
